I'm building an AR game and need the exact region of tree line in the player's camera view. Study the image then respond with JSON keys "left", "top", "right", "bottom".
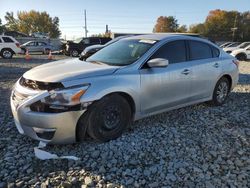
{"left": 1, "top": 9, "right": 250, "bottom": 41}
{"left": 153, "top": 9, "right": 250, "bottom": 42}
{"left": 0, "top": 10, "right": 61, "bottom": 38}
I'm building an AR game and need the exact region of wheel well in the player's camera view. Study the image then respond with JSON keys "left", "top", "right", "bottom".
{"left": 236, "top": 53, "right": 247, "bottom": 57}
{"left": 221, "top": 74, "right": 232, "bottom": 90}
{"left": 1, "top": 48, "right": 15, "bottom": 54}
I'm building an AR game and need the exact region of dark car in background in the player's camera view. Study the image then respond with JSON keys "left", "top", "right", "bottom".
{"left": 79, "top": 36, "right": 131, "bottom": 60}
{"left": 64, "top": 37, "right": 111, "bottom": 57}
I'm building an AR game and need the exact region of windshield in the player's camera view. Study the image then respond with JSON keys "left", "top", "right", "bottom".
{"left": 104, "top": 36, "right": 127, "bottom": 46}
{"left": 226, "top": 42, "right": 241, "bottom": 47}
{"left": 239, "top": 42, "right": 250, "bottom": 48}
{"left": 74, "top": 37, "right": 83, "bottom": 43}
{"left": 86, "top": 39, "right": 156, "bottom": 66}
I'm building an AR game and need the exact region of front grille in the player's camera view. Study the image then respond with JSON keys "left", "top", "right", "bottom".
{"left": 19, "top": 77, "right": 64, "bottom": 91}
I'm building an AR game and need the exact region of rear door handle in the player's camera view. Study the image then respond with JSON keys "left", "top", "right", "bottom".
{"left": 213, "top": 63, "right": 219, "bottom": 68}
{"left": 181, "top": 69, "right": 190, "bottom": 75}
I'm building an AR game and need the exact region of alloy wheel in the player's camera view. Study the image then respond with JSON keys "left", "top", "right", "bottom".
{"left": 3, "top": 50, "right": 12, "bottom": 58}
{"left": 216, "top": 81, "right": 228, "bottom": 103}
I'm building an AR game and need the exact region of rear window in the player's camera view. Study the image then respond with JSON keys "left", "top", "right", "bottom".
{"left": 189, "top": 40, "right": 213, "bottom": 60}
{"left": 2, "top": 37, "right": 14, "bottom": 43}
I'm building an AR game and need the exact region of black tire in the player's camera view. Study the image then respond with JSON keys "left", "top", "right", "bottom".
{"left": 236, "top": 53, "right": 247, "bottom": 61}
{"left": 1, "top": 49, "right": 13, "bottom": 59}
{"left": 210, "top": 77, "right": 230, "bottom": 106}
{"left": 78, "top": 94, "right": 132, "bottom": 142}
{"left": 71, "top": 49, "right": 79, "bottom": 57}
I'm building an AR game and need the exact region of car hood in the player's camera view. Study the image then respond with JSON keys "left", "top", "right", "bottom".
{"left": 23, "top": 58, "right": 119, "bottom": 82}
{"left": 231, "top": 48, "right": 246, "bottom": 55}
{"left": 223, "top": 47, "right": 238, "bottom": 51}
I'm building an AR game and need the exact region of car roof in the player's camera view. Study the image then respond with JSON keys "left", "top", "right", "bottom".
{"left": 123, "top": 33, "right": 214, "bottom": 45}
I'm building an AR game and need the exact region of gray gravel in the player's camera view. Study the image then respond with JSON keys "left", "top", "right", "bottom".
{"left": 0, "top": 55, "right": 249, "bottom": 187}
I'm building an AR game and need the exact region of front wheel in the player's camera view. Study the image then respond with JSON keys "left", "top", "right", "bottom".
{"left": 236, "top": 53, "right": 247, "bottom": 61}
{"left": 210, "top": 77, "right": 230, "bottom": 106}
{"left": 78, "top": 94, "right": 132, "bottom": 142}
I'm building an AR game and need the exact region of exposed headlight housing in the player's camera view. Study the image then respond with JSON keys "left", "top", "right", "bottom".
{"left": 41, "top": 85, "right": 89, "bottom": 106}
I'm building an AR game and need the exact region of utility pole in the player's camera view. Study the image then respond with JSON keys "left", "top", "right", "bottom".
{"left": 84, "top": 10, "right": 87, "bottom": 37}
{"left": 232, "top": 14, "right": 238, "bottom": 42}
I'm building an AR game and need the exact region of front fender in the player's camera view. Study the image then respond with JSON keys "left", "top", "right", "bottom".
{"left": 63, "top": 73, "right": 141, "bottom": 114}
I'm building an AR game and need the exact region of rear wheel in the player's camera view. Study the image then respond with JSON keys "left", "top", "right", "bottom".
{"left": 210, "top": 77, "right": 230, "bottom": 106}
{"left": 77, "top": 94, "right": 132, "bottom": 142}
{"left": 1, "top": 49, "right": 13, "bottom": 59}
{"left": 236, "top": 53, "right": 247, "bottom": 61}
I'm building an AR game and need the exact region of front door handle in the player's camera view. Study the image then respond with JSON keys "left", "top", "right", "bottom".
{"left": 181, "top": 69, "right": 190, "bottom": 75}
{"left": 213, "top": 63, "right": 219, "bottom": 68}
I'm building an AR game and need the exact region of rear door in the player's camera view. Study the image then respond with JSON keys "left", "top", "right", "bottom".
{"left": 140, "top": 40, "right": 193, "bottom": 114}
{"left": 187, "top": 40, "right": 221, "bottom": 100}
{"left": 37, "top": 42, "right": 46, "bottom": 52}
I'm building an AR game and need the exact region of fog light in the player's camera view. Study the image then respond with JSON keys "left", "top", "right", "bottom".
{"left": 33, "top": 127, "right": 56, "bottom": 140}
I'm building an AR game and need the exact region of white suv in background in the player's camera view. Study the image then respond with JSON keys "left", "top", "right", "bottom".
{"left": 0, "top": 35, "right": 22, "bottom": 59}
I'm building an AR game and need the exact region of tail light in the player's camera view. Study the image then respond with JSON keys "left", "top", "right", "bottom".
{"left": 16, "top": 43, "right": 20, "bottom": 48}
{"left": 232, "top": 59, "right": 239, "bottom": 68}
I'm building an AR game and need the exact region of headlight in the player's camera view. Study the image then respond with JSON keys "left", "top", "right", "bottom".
{"left": 41, "top": 85, "right": 89, "bottom": 106}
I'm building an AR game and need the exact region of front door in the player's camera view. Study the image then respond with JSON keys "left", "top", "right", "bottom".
{"left": 140, "top": 40, "right": 192, "bottom": 114}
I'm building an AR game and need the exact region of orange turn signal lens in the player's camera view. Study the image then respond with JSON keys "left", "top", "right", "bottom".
{"left": 71, "top": 90, "right": 85, "bottom": 102}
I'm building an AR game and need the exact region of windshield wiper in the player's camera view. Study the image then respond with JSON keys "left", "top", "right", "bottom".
{"left": 86, "top": 60, "right": 107, "bottom": 65}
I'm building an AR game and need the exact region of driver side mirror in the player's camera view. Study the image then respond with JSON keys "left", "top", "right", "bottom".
{"left": 147, "top": 58, "right": 169, "bottom": 68}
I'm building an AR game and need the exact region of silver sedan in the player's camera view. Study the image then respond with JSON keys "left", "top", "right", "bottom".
{"left": 10, "top": 34, "right": 239, "bottom": 144}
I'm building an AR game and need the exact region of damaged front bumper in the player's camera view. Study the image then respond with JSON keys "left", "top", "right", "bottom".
{"left": 10, "top": 81, "right": 85, "bottom": 144}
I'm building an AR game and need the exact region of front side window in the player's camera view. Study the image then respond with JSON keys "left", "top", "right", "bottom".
{"left": 150, "top": 40, "right": 187, "bottom": 64}
{"left": 86, "top": 39, "right": 155, "bottom": 66}
{"left": 27, "top": 42, "right": 36, "bottom": 46}
{"left": 38, "top": 42, "right": 46, "bottom": 46}
{"left": 189, "top": 40, "right": 213, "bottom": 60}
{"left": 90, "top": 38, "right": 100, "bottom": 44}
{"left": 2, "top": 37, "right": 14, "bottom": 43}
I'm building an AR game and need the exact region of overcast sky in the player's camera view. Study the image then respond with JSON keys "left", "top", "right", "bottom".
{"left": 0, "top": 0, "right": 249, "bottom": 39}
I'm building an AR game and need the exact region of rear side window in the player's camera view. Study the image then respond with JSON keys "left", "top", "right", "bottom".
{"left": 211, "top": 46, "right": 220, "bottom": 57}
{"left": 189, "top": 40, "right": 213, "bottom": 60}
{"left": 38, "top": 42, "right": 46, "bottom": 46}
{"left": 2, "top": 37, "right": 14, "bottom": 43}
{"left": 0, "top": 38, "right": 2, "bottom": 43}
{"left": 151, "top": 40, "right": 187, "bottom": 64}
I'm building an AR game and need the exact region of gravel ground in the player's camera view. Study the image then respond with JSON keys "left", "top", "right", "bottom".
{"left": 0, "top": 55, "right": 249, "bottom": 188}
